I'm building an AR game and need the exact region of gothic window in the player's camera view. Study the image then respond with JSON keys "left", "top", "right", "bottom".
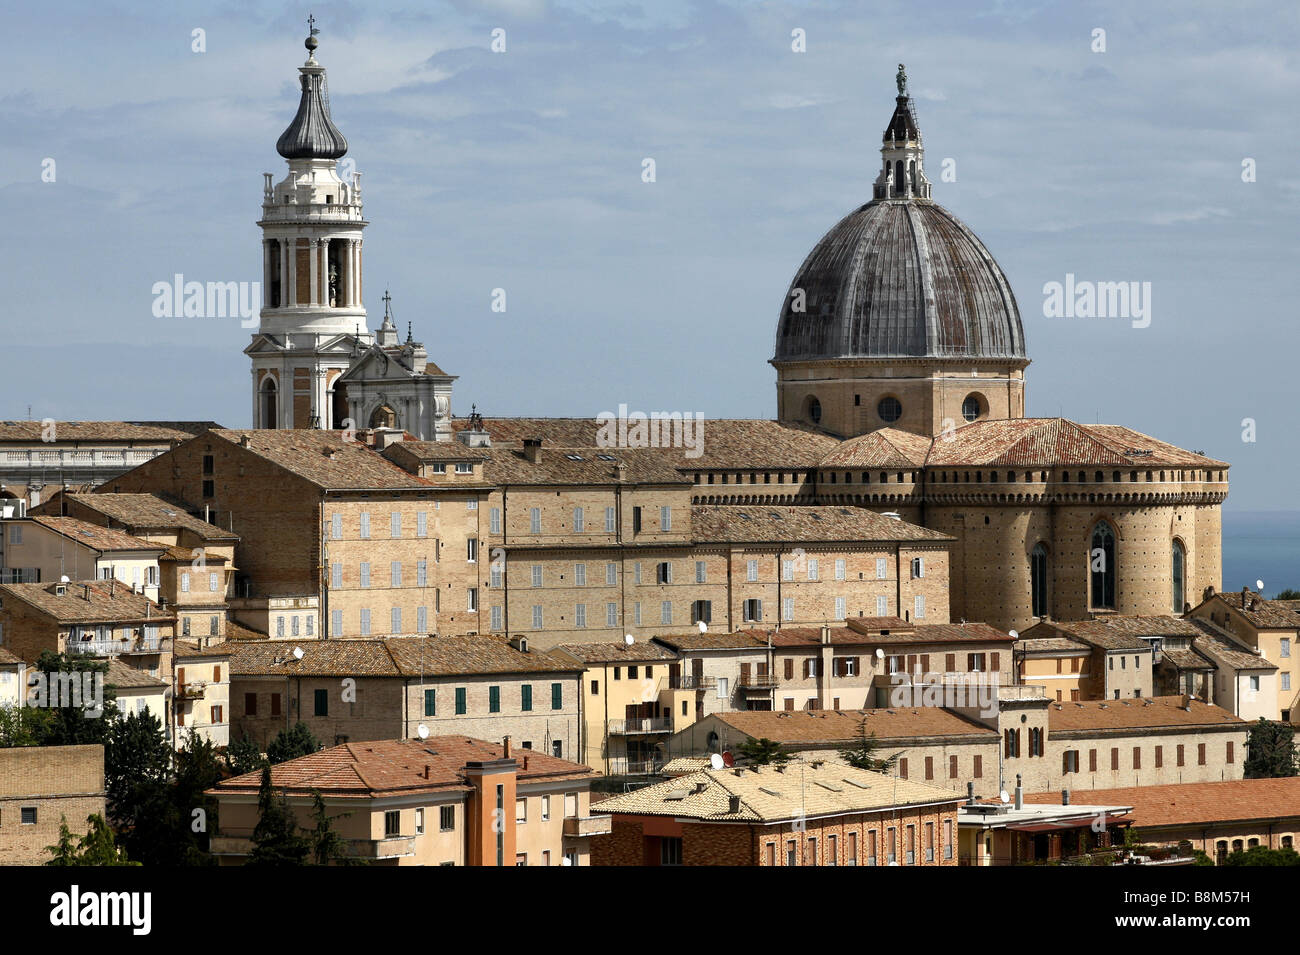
{"left": 1090, "top": 522, "right": 1116, "bottom": 610}
{"left": 1172, "top": 539, "right": 1186, "bottom": 613}
{"left": 1030, "top": 543, "right": 1049, "bottom": 618}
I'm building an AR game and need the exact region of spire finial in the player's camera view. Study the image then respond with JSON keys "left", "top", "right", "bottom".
{"left": 305, "top": 14, "right": 320, "bottom": 56}
{"left": 382, "top": 288, "right": 392, "bottom": 318}
{"left": 406, "top": 321, "right": 413, "bottom": 344}
{"left": 896, "top": 63, "right": 907, "bottom": 96}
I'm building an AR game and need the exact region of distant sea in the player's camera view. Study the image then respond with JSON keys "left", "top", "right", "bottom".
{"left": 1223, "top": 510, "right": 1300, "bottom": 597}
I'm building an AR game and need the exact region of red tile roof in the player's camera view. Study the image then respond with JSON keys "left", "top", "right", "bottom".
{"left": 1025, "top": 777, "right": 1300, "bottom": 829}
{"left": 1046, "top": 696, "right": 1244, "bottom": 733}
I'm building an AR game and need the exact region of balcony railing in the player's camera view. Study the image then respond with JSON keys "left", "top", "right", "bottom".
{"left": 738, "top": 674, "right": 780, "bottom": 689}
{"left": 563, "top": 815, "right": 613, "bottom": 838}
{"left": 608, "top": 717, "right": 672, "bottom": 735}
{"left": 607, "top": 757, "right": 664, "bottom": 776}
{"left": 70, "top": 639, "right": 134, "bottom": 656}
{"left": 210, "top": 833, "right": 416, "bottom": 860}
{"left": 177, "top": 682, "right": 207, "bottom": 700}
{"left": 668, "top": 675, "right": 716, "bottom": 690}
{"left": 121, "top": 637, "right": 164, "bottom": 654}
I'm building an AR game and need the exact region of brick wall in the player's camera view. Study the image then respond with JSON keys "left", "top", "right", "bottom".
{"left": 0, "top": 744, "right": 105, "bottom": 865}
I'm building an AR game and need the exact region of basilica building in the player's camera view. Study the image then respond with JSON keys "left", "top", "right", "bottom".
{"left": 240, "top": 37, "right": 1227, "bottom": 638}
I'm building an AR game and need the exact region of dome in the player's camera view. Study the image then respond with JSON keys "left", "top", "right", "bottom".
{"left": 774, "top": 199, "right": 1025, "bottom": 362}
{"left": 276, "top": 58, "right": 348, "bottom": 161}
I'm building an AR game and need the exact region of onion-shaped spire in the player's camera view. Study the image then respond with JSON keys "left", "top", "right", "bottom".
{"left": 275, "top": 27, "right": 348, "bottom": 160}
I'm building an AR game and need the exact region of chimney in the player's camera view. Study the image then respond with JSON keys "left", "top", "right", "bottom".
{"left": 821, "top": 624, "right": 831, "bottom": 645}
{"left": 522, "top": 438, "right": 542, "bottom": 463}
{"left": 502, "top": 736, "right": 511, "bottom": 759}
{"left": 1181, "top": 693, "right": 1192, "bottom": 711}
{"left": 966, "top": 781, "right": 975, "bottom": 806}
{"left": 1014, "top": 774, "right": 1023, "bottom": 810}
{"left": 523, "top": 755, "right": 529, "bottom": 771}
{"left": 239, "top": 434, "right": 250, "bottom": 448}
{"left": 1062, "top": 788, "right": 1071, "bottom": 806}
{"left": 424, "top": 764, "right": 430, "bottom": 779}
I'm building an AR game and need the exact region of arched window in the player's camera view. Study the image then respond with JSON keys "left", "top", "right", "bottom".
{"left": 260, "top": 377, "right": 278, "bottom": 429}
{"left": 1090, "top": 522, "right": 1116, "bottom": 610}
{"left": 1172, "top": 540, "right": 1186, "bottom": 613}
{"left": 805, "top": 395, "right": 822, "bottom": 425}
{"left": 1030, "top": 543, "right": 1049, "bottom": 618}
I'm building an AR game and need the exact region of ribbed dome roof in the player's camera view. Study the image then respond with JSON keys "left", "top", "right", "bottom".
{"left": 276, "top": 61, "right": 348, "bottom": 160}
{"left": 774, "top": 199, "right": 1025, "bottom": 363}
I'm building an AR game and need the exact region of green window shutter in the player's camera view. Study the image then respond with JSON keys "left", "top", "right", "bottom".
{"left": 424, "top": 688, "right": 436, "bottom": 717}
{"left": 521, "top": 685, "right": 533, "bottom": 712}
{"left": 551, "top": 682, "right": 562, "bottom": 710}
{"left": 489, "top": 686, "right": 500, "bottom": 713}
{"left": 455, "top": 687, "right": 466, "bottom": 715}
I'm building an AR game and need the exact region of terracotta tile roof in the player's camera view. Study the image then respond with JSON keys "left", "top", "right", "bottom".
{"left": 25, "top": 516, "right": 165, "bottom": 554}
{"left": 480, "top": 446, "right": 687, "bottom": 487}
{"left": 0, "top": 647, "right": 25, "bottom": 666}
{"left": 228, "top": 635, "right": 580, "bottom": 678}
{"left": 211, "top": 736, "right": 594, "bottom": 797}
{"left": 382, "top": 635, "right": 581, "bottom": 676}
{"left": 923, "top": 418, "right": 1227, "bottom": 469}
{"left": 383, "top": 441, "right": 491, "bottom": 463}
{"left": 651, "top": 632, "right": 768, "bottom": 652}
{"left": 910, "top": 623, "right": 1015, "bottom": 644}
{"left": 1046, "top": 696, "right": 1244, "bottom": 733}
{"left": 551, "top": 641, "right": 678, "bottom": 664}
{"left": 224, "top": 620, "right": 269, "bottom": 642}
{"left": 59, "top": 493, "right": 238, "bottom": 542}
{"left": 594, "top": 762, "right": 964, "bottom": 822}
{"left": 1024, "top": 777, "right": 1300, "bottom": 829}
{"left": 1160, "top": 647, "right": 1215, "bottom": 671}
{"left": 703, "top": 708, "right": 995, "bottom": 745}
{"left": 691, "top": 505, "right": 951, "bottom": 544}
{"left": 0, "top": 421, "right": 202, "bottom": 444}
{"left": 1210, "top": 590, "right": 1300, "bottom": 630}
{"left": 174, "top": 639, "right": 231, "bottom": 659}
{"left": 1024, "top": 619, "right": 1158, "bottom": 651}
{"left": 208, "top": 430, "right": 434, "bottom": 491}
{"left": 1015, "top": 636, "right": 1091, "bottom": 654}
{"left": 1185, "top": 618, "right": 1275, "bottom": 671}
{"left": 453, "top": 418, "right": 840, "bottom": 469}
{"left": 818, "top": 429, "right": 932, "bottom": 468}
{"left": 0, "top": 581, "right": 172, "bottom": 624}
{"left": 104, "top": 659, "right": 167, "bottom": 690}
{"left": 660, "top": 756, "right": 713, "bottom": 775}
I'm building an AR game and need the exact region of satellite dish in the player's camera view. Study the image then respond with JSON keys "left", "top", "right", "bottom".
{"left": 875, "top": 648, "right": 885, "bottom": 660}
{"left": 697, "top": 620, "right": 708, "bottom": 633}
{"left": 292, "top": 647, "right": 304, "bottom": 660}
{"left": 721, "top": 751, "right": 735, "bottom": 768}
{"left": 623, "top": 633, "right": 635, "bottom": 646}
{"left": 999, "top": 790, "right": 1010, "bottom": 804}
{"left": 1008, "top": 629, "right": 1019, "bottom": 640}
{"left": 1257, "top": 579, "right": 1265, "bottom": 591}
{"left": 709, "top": 753, "right": 725, "bottom": 770}
{"left": 60, "top": 575, "right": 70, "bottom": 583}
{"left": 560, "top": 857, "right": 572, "bottom": 866}
{"left": 416, "top": 723, "right": 429, "bottom": 739}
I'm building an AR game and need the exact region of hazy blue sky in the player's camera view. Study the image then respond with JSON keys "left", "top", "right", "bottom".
{"left": 1, "top": 0, "right": 1296, "bottom": 509}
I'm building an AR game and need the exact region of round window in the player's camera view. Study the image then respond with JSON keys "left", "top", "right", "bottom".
{"left": 962, "top": 394, "right": 983, "bottom": 422}
{"left": 877, "top": 396, "right": 902, "bottom": 423}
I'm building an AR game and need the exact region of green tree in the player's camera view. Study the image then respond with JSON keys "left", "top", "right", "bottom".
{"left": 1223, "top": 845, "right": 1300, "bottom": 866}
{"left": 30, "top": 651, "right": 118, "bottom": 746}
{"left": 0, "top": 702, "right": 54, "bottom": 747}
{"left": 737, "top": 737, "right": 790, "bottom": 766}
{"left": 1275, "top": 589, "right": 1300, "bottom": 600}
{"left": 121, "top": 730, "right": 225, "bottom": 866}
{"left": 840, "top": 719, "right": 901, "bottom": 772}
{"left": 1243, "top": 719, "right": 1299, "bottom": 778}
{"left": 306, "top": 790, "right": 355, "bottom": 865}
{"left": 266, "top": 722, "right": 322, "bottom": 765}
{"left": 247, "top": 766, "right": 309, "bottom": 866}
{"left": 226, "top": 733, "right": 265, "bottom": 776}
{"left": 105, "top": 710, "right": 171, "bottom": 825}
{"left": 44, "top": 814, "right": 138, "bottom": 866}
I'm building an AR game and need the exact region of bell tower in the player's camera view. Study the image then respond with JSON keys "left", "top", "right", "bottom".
{"left": 246, "top": 22, "right": 369, "bottom": 429}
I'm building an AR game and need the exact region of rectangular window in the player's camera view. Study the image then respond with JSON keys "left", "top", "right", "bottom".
{"left": 605, "top": 562, "right": 617, "bottom": 585}
{"left": 634, "top": 562, "right": 642, "bottom": 585}
{"left": 384, "top": 810, "right": 400, "bottom": 837}
{"left": 331, "top": 609, "right": 342, "bottom": 636}
{"left": 360, "top": 512, "right": 371, "bottom": 539}
{"left": 695, "top": 561, "right": 707, "bottom": 583}
{"left": 783, "top": 597, "right": 794, "bottom": 621}
{"left": 835, "top": 559, "right": 846, "bottom": 580}
{"left": 575, "top": 604, "right": 587, "bottom": 628}
{"left": 744, "top": 599, "right": 762, "bottom": 622}
{"left": 531, "top": 606, "right": 543, "bottom": 630}
{"left": 489, "top": 686, "right": 501, "bottom": 713}
{"left": 660, "top": 506, "right": 672, "bottom": 531}
{"left": 490, "top": 507, "right": 501, "bottom": 534}
{"left": 360, "top": 562, "right": 371, "bottom": 588}
{"left": 657, "top": 562, "right": 672, "bottom": 584}
{"left": 455, "top": 687, "right": 466, "bottom": 715}
{"left": 416, "top": 511, "right": 428, "bottom": 537}
{"left": 440, "top": 806, "right": 455, "bottom": 831}
{"left": 490, "top": 564, "right": 502, "bottom": 587}
{"left": 467, "top": 588, "right": 478, "bottom": 612}
{"left": 574, "top": 563, "right": 587, "bottom": 586}
{"left": 572, "top": 507, "right": 585, "bottom": 533}
{"left": 691, "top": 599, "right": 712, "bottom": 624}
{"left": 807, "top": 558, "right": 819, "bottom": 581}
{"left": 391, "top": 607, "right": 402, "bottom": 633}
{"left": 876, "top": 595, "right": 888, "bottom": 616}
{"left": 551, "top": 682, "right": 562, "bottom": 710}
{"left": 876, "top": 557, "right": 888, "bottom": 579}
{"left": 1282, "top": 638, "right": 1291, "bottom": 659}
{"left": 418, "top": 606, "right": 429, "bottom": 631}
{"left": 521, "top": 684, "right": 533, "bottom": 712}
{"left": 747, "top": 559, "right": 759, "bottom": 582}
{"left": 244, "top": 692, "right": 258, "bottom": 716}
{"left": 660, "top": 601, "right": 672, "bottom": 625}
{"left": 360, "top": 608, "right": 371, "bottom": 636}
{"left": 181, "top": 573, "right": 190, "bottom": 593}
{"left": 634, "top": 602, "right": 642, "bottom": 626}
{"left": 314, "top": 688, "right": 328, "bottom": 716}
{"left": 1198, "top": 743, "right": 1206, "bottom": 766}
{"left": 782, "top": 559, "right": 794, "bottom": 582}
{"left": 391, "top": 561, "right": 402, "bottom": 587}
{"left": 605, "top": 506, "right": 616, "bottom": 533}
{"left": 490, "top": 605, "right": 502, "bottom": 630}
{"left": 606, "top": 602, "right": 618, "bottom": 627}
{"left": 835, "top": 596, "right": 846, "bottom": 620}
{"left": 529, "top": 508, "right": 541, "bottom": 534}
{"left": 424, "top": 688, "right": 436, "bottom": 717}
{"left": 330, "top": 514, "right": 344, "bottom": 540}
{"left": 331, "top": 562, "right": 342, "bottom": 588}
{"left": 466, "top": 538, "right": 478, "bottom": 562}
{"left": 531, "top": 565, "right": 543, "bottom": 588}
{"left": 276, "top": 616, "right": 285, "bottom": 638}
{"left": 914, "top": 594, "right": 926, "bottom": 619}
{"left": 391, "top": 512, "right": 402, "bottom": 538}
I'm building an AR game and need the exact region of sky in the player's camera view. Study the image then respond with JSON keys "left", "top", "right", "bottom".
{"left": 0, "top": 0, "right": 1297, "bottom": 509}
